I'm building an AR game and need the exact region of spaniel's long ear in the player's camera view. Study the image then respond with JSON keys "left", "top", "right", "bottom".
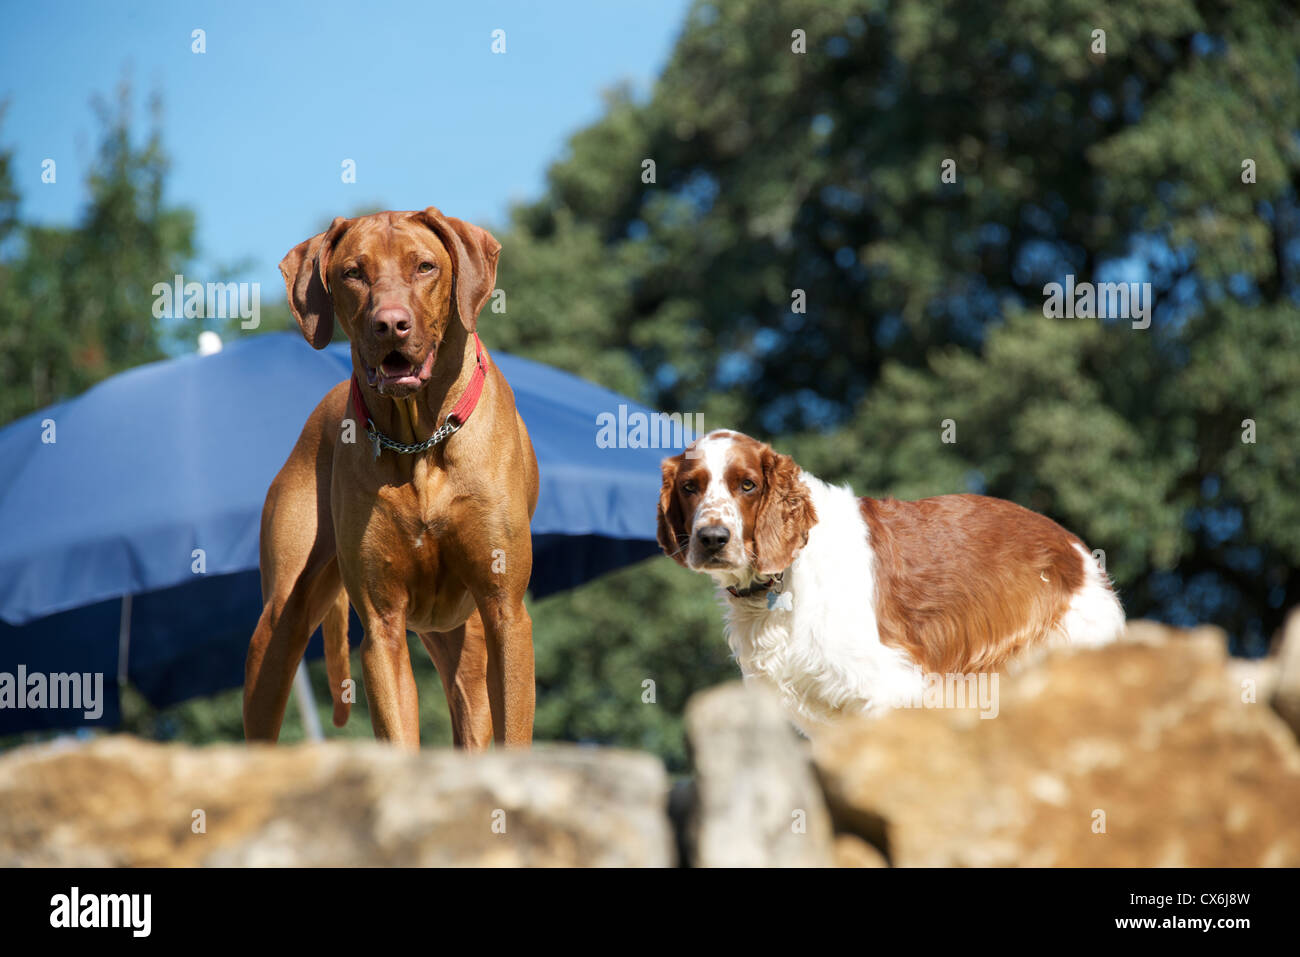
{"left": 417, "top": 206, "right": 501, "bottom": 333}
{"left": 279, "top": 216, "right": 351, "bottom": 349}
{"left": 753, "top": 448, "right": 817, "bottom": 574}
{"left": 657, "top": 454, "right": 690, "bottom": 567}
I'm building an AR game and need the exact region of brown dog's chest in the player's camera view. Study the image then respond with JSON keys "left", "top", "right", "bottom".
{"left": 332, "top": 458, "right": 478, "bottom": 633}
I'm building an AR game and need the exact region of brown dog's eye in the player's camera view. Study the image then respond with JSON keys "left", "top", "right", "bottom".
{"left": 342, "top": 267, "right": 363, "bottom": 280}
{"left": 682, "top": 481, "right": 698, "bottom": 495}
{"left": 740, "top": 479, "right": 756, "bottom": 492}
{"left": 418, "top": 262, "right": 437, "bottom": 274}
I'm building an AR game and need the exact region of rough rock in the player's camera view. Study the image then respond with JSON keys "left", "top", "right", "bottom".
{"left": 0, "top": 737, "right": 673, "bottom": 867}
{"left": 832, "top": 833, "right": 889, "bottom": 868}
{"left": 1273, "top": 607, "right": 1300, "bottom": 740}
{"left": 1121, "top": 618, "right": 1230, "bottom": 650}
{"left": 685, "top": 681, "right": 833, "bottom": 867}
{"left": 812, "top": 631, "right": 1300, "bottom": 867}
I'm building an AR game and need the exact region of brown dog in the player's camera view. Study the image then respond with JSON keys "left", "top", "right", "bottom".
{"left": 243, "top": 208, "right": 539, "bottom": 750}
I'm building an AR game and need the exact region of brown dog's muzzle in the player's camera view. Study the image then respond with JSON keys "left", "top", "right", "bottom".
{"left": 363, "top": 346, "right": 438, "bottom": 394}
{"left": 357, "top": 280, "right": 439, "bottom": 395}
{"left": 362, "top": 303, "right": 437, "bottom": 394}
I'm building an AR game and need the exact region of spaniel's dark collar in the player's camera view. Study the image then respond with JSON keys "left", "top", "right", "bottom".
{"left": 726, "top": 573, "right": 783, "bottom": 599}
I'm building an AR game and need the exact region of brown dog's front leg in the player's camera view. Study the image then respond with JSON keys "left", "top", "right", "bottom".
{"left": 359, "top": 617, "right": 421, "bottom": 748}
{"left": 480, "top": 598, "right": 535, "bottom": 746}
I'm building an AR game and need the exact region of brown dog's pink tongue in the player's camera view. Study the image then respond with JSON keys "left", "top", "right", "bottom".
{"left": 418, "top": 346, "right": 437, "bottom": 380}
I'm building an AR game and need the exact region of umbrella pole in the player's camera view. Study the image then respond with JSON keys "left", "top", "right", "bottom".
{"left": 117, "top": 594, "right": 132, "bottom": 687}
{"left": 293, "top": 659, "right": 324, "bottom": 741}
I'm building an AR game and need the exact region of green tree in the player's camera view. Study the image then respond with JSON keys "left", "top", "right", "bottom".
{"left": 489, "top": 0, "right": 1300, "bottom": 683}
{"left": 0, "top": 86, "right": 196, "bottom": 424}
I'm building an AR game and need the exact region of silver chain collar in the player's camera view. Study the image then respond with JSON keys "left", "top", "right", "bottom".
{"left": 366, "top": 417, "right": 461, "bottom": 458}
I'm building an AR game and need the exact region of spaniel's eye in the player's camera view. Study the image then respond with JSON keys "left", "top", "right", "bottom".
{"left": 418, "top": 261, "right": 437, "bottom": 274}
{"left": 682, "top": 482, "right": 698, "bottom": 495}
{"left": 342, "top": 266, "right": 363, "bottom": 280}
{"left": 740, "top": 479, "right": 756, "bottom": 492}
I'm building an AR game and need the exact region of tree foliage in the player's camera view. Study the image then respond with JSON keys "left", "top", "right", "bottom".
{"left": 0, "top": 88, "right": 196, "bottom": 424}
{"left": 491, "top": 0, "right": 1300, "bottom": 673}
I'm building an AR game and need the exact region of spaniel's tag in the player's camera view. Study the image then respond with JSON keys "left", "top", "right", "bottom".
{"left": 767, "top": 590, "right": 793, "bottom": 612}
{"left": 370, "top": 432, "right": 382, "bottom": 460}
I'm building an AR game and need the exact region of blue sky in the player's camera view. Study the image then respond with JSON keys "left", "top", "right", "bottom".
{"left": 0, "top": 0, "right": 692, "bottom": 295}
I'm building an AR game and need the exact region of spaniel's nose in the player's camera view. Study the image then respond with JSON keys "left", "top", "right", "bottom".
{"left": 697, "top": 525, "right": 731, "bottom": 551}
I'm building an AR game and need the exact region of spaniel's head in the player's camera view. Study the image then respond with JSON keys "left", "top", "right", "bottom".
{"left": 657, "top": 430, "right": 818, "bottom": 588}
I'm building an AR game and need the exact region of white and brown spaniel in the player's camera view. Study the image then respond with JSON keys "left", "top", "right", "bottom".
{"left": 658, "top": 429, "right": 1125, "bottom": 729}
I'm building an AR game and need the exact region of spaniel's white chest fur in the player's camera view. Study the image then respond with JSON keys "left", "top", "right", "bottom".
{"left": 720, "top": 475, "right": 922, "bottom": 731}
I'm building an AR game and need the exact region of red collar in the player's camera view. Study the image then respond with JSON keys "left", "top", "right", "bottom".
{"left": 348, "top": 333, "right": 488, "bottom": 457}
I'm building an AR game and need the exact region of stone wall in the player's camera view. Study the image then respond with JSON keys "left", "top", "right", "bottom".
{"left": 1, "top": 615, "right": 1297, "bottom": 867}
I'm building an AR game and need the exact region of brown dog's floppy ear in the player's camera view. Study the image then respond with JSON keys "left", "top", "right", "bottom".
{"left": 657, "top": 455, "right": 690, "bottom": 567}
{"left": 279, "top": 216, "right": 350, "bottom": 349}
{"left": 417, "top": 206, "right": 501, "bottom": 333}
{"left": 753, "top": 448, "right": 817, "bottom": 575}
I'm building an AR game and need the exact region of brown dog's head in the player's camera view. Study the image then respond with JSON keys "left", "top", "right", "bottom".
{"left": 279, "top": 207, "right": 500, "bottom": 397}
{"left": 657, "top": 430, "right": 818, "bottom": 588}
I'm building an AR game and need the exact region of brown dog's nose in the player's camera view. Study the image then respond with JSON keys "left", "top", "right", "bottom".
{"left": 370, "top": 306, "right": 412, "bottom": 339}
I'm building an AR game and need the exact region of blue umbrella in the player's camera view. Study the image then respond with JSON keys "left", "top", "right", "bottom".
{"left": 0, "top": 333, "right": 681, "bottom": 733}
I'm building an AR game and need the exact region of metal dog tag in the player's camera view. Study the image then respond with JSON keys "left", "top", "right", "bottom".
{"left": 767, "top": 590, "right": 793, "bottom": 612}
